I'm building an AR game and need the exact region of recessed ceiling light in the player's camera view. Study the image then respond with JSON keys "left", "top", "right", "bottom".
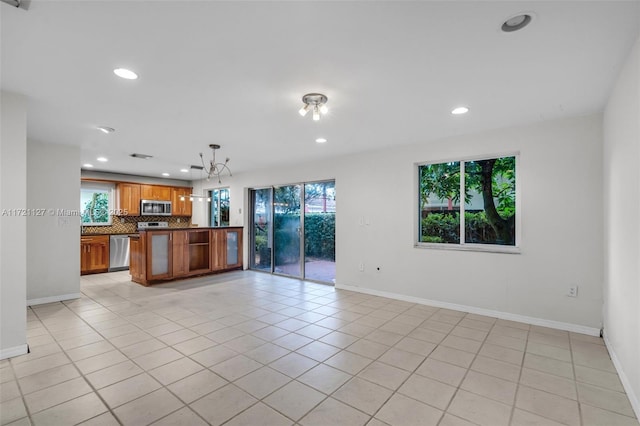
{"left": 451, "top": 106, "right": 469, "bottom": 115}
{"left": 315, "top": 138, "right": 327, "bottom": 143}
{"left": 162, "top": 172, "right": 170, "bottom": 177}
{"left": 180, "top": 169, "right": 189, "bottom": 173}
{"left": 97, "top": 126, "right": 115, "bottom": 134}
{"left": 113, "top": 68, "right": 138, "bottom": 80}
{"left": 83, "top": 163, "right": 94, "bottom": 168}
{"left": 96, "top": 157, "right": 108, "bottom": 162}
{"left": 501, "top": 14, "right": 532, "bottom": 32}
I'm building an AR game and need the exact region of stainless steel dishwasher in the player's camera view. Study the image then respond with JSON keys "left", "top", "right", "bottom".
{"left": 109, "top": 235, "right": 130, "bottom": 271}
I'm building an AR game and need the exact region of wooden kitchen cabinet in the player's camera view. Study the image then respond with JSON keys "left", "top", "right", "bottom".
{"left": 131, "top": 227, "right": 242, "bottom": 285}
{"left": 172, "top": 230, "right": 189, "bottom": 277}
{"left": 147, "top": 231, "right": 172, "bottom": 280}
{"left": 171, "top": 187, "right": 192, "bottom": 216}
{"left": 80, "top": 235, "right": 109, "bottom": 275}
{"left": 117, "top": 183, "right": 141, "bottom": 215}
{"left": 211, "top": 228, "right": 242, "bottom": 271}
{"left": 141, "top": 184, "right": 171, "bottom": 201}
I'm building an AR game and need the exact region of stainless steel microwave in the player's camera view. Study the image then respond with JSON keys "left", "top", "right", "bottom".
{"left": 140, "top": 200, "right": 172, "bottom": 216}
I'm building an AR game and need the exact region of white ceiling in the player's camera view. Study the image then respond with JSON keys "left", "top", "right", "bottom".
{"left": 2, "top": 1, "right": 639, "bottom": 181}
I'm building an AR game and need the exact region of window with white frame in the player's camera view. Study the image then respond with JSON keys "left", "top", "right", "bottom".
{"left": 209, "top": 188, "right": 230, "bottom": 227}
{"left": 418, "top": 155, "right": 518, "bottom": 250}
{"left": 81, "top": 182, "right": 114, "bottom": 226}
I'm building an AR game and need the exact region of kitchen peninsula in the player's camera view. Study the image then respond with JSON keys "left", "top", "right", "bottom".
{"left": 130, "top": 227, "right": 243, "bottom": 286}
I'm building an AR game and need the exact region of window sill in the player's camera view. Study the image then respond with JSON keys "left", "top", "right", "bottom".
{"left": 415, "top": 242, "right": 521, "bottom": 255}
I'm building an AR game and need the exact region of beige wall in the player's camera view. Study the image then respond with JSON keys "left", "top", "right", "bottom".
{"left": 603, "top": 35, "right": 640, "bottom": 417}
{"left": 27, "top": 140, "right": 81, "bottom": 304}
{"left": 0, "top": 91, "right": 27, "bottom": 359}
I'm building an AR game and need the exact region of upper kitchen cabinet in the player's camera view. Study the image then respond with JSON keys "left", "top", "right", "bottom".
{"left": 171, "top": 187, "right": 192, "bottom": 216}
{"left": 141, "top": 184, "right": 171, "bottom": 201}
{"left": 117, "top": 183, "right": 141, "bottom": 216}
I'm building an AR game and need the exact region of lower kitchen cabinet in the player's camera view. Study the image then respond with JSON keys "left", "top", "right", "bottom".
{"left": 80, "top": 235, "right": 109, "bottom": 275}
{"left": 212, "top": 228, "right": 242, "bottom": 271}
{"left": 131, "top": 227, "right": 242, "bottom": 285}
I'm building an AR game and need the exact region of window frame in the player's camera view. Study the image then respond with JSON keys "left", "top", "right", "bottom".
{"left": 209, "top": 187, "right": 230, "bottom": 227}
{"left": 415, "top": 152, "right": 521, "bottom": 254}
{"left": 80, "top": 182, "right": 114, "bottom": 226}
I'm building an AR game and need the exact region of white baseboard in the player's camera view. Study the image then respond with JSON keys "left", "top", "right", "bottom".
{"left": 604, "top": 334, "right": 640, "bottom": 419}
{"left": 335, "top": 283, "right": 600, "bottom": 336}
{"left": 0, "top": 344, "right": 28, "bottom": 360}
{"left": 27, "top": 293, "right": 81, "bottom": 306}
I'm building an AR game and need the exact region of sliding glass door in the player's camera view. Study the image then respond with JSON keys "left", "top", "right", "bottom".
{"left": 250, "top": 188, "right": 272, "bottom": 271}
{"left": 249, "top": 180, "right": 335, "bottom": 284}
{"left": 304, "top": 181, "right": 336, "bottom": 282}
{"left": 274, "top": 185, "right": 302, "bottom": 278}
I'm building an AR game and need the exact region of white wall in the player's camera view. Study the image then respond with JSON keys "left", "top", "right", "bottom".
{"left": 193, "top": 114, "right": 604, "bottom": 333}
{"left": 27, "top": 141, "right": 81, "bottom": 304}
{"left": 0, "top": 92, "right": 28, "bottom": 359}
{"left": 603, "top": 35, "right": 640, "bottom": 417}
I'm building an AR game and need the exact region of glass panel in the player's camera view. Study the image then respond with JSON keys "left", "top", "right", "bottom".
{"left": 419, "top": 162, "right": 461, "bottom": 244}
{"left": 210, "top": 190, "right": 218, "bottom": 227}
{"left": 151, "top": 234, "right": 169, "bottom": 275}
{"left": 304, "top": 181, "right": 336, "bottom": 283}
{"left": 220, "top": 189, "right": 230, "bottom": 226}
{"left": 210, "top": 189, "right": 230, "bottom": 227}
{"left": 251, "top": 188, "right": 272, "bottom": 271}
{"left": 464, "top": 157, "right": 516, "bottom": 245}
{"left": 226, "top": 231, "right": 238, "bottom": 265}
{"left": 81, "top": 183, "right": 112, "bottom": 225}
{"left": 274, "top": 185, "right": 301, "bottom": 277}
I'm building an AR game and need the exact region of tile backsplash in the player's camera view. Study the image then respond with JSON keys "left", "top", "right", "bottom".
{"left": 82, "top": 215, "right": 191, "bottom": 234}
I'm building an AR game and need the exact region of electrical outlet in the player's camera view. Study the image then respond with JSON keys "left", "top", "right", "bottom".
{"left": 568, "top": 286, "right": 578, "bottom": 297}
{"left": 358, "top": 262, "right": 364, "bottom": 272}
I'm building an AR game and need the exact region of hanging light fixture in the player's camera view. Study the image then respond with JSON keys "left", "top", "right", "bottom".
{"left": 299, "top": 93, "right": 329, "bottom": 121}
{"left": 199, "top": 144, "right": 231, "bottom": 184}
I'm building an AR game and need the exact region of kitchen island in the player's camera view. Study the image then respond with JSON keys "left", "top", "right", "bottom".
{"left": 130, "top": 227, "right": 243, "bottom": 286}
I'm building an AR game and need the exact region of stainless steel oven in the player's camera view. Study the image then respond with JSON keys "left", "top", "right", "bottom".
{"left": 140, "top": 200, "right": 172, "bottom": 216}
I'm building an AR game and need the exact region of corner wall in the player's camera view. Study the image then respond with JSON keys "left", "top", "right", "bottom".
{"left": 27, "top": 141, "right": 81, "bottom": 304}
{"left": 603, "top": 35, "right": 640, "bottom": 417}
{"left": 0, "top": 91, "right": 27, "bottom": 359}
{"left": 193, "top": 114, "right": 604, "bottom": 333}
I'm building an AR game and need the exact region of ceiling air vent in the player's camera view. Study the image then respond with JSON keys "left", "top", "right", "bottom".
{"left": 130, "top": 153, "right": 153, "bottom": 160}
{"left": 190, "top": 165, "right": 204, "bottom": 170}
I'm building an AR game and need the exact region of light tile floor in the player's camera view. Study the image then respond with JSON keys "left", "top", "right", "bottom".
{"left": 1, "top": 270, "right": 638, "bottom": 426}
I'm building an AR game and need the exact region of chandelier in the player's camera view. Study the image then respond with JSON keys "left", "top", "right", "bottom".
{"left": 199, "top": 144, "right": 231, "bottom": 183}
{"left": 298, "top": 93, "right": 328, "bottom": 121}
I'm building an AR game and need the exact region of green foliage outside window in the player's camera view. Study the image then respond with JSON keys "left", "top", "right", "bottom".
{"left": 81, "top": 192, "right": 110, "bottom": 224}
{"left": 419, "top": 156, "right": 516, "bottom": 246}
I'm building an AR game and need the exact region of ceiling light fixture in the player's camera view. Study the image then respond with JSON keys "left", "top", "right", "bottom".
{"left": 162, "top": 173, "right": 170, "bottom": 177}
{"left": 501, "top": 13, "right": 532, "bottom": 32}
{"left": 180, "top": 169, "right": 189, "bottom": 173}
{"left": 451, "top": 106, "right": 470, "bottom": 115}
{"left": 113, "top": 68, "right": 138, "bottom": 80}
{"left": 199, "top": 144, "right": 231, "bottom": 184}
{"left": 97, "top": 126, "right": 115, "bottom": 134}
{"left": 315, "top": 138, "right": 327, "bottom": 143}
{"left": 96, "top": 157, "right": 108, "bottom": 162}
{"left": 83, "top": 163, "right": 94, "bottom": 168}
{"left": 299, "top": 93, "right": 328, "bottom": 121}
